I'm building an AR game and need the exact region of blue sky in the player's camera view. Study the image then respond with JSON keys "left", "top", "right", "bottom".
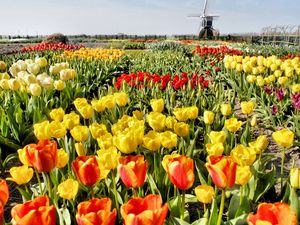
{"left": 1, "top": 0, "right": 299, "bottom": 35}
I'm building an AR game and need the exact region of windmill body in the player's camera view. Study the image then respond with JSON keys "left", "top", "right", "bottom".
{"left": 188, "top": 0, "right": 219, "bottom": 39}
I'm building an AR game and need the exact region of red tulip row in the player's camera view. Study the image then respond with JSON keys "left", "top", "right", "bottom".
{"left": 21, "top": 42, "right": 84, "bottom": 53}
{"left": 192, "top": 45, "right": 243, "bottom": 57}
{"left": 114, "top": 72, "right": 210, "bottom": 90}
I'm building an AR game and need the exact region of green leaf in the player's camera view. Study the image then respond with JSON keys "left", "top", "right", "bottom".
{"left": 170, "top": 217, "right": 191, "bottom": 225}
{"left": 16, "top": 187, "right": 32, "bottom": 201}
{"left": 195, "top": 158, "right": 208, "bottom": 185}
{"left": 226, "top": 214, "right": 248, "bottom": 225}
{"left": 147, "top": 173, "right": 161, "bottom": 195}
{"left": 168, "top": 196, "right": 181, "bottom": 218}
{"left": 208, "top": 198, "right": 218, "bottom": 225}
{"left": 191, "top": 218, "right": 209, "bottom": 225}
{"left": 289, "top": 184, "right": 300, "bottom": 220}
{"left": 61, "top": 207, "right": 71, "bottom": 225}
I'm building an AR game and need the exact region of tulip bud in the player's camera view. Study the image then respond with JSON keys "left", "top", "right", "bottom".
{"left": 203, "top": 111, "right": 215, "bottom": 125}
{"left": 195, "top": 185, "right": 214, "bottom": 204}
{"left": 290, "top": 168, "right": 300, "bottom": 189}
{"left": 54, "top": 80, "right": 65, "bottom": 91}
{"left": 235, "top": 166, "right": 252, "bottom": 185}
{"left": 251, "top": 115, "right": 257, "bottom": 127}
{"left": 220, "top": 104, "right": 232, "bottom": 117}
{"left": 58, "top": 179, "right": 79, "bottom": 200}
{"left": 29, "top": 83, "right": 42, "bottom": 96}
{"left": 0, "top": 61, "right": 6, "bottom": 72}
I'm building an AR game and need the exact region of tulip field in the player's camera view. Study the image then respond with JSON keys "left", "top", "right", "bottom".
{"left": 0, "top": 40, "right": 300, "bottom": 225}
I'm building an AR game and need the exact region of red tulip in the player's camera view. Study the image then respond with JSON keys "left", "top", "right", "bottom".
{"left": 162, "top": 154, "right": 195, "bottom": 190}
{"left": 118, "top": 155, "right": 148, "bottom": 188}
{"left": 206, "top": 155, "right": 237, "bottom": 189}
{"left": 11, "top": 196, "right": 56, "bottom": 225}
{"left": 72, "top": 156, "right": 100, "bottom": 186}
{"left": 76, "top": 198, "right": 117, "bottom": 225}
{"left": 25, "top": 139, "right": 58, "bottom": 172}
{"left": 121, "top": 194, "right": 168, "bottom": 225}
{"left": 247, "top": 202, "right": 297, "bottom": 225}
{"left": 0, "top": 179, "right": 9, "bottom": 206}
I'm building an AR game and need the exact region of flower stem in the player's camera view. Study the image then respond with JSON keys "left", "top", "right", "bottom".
{"left": 35, "top": 170, "right": 43, "bottom": 195}
{"left": 217, "top": 189, "right": 225, "bottom": 225}
{"left": 111, "top": 171, "right": 119, "bottom": 211}
{"left": 239, "top": 185, "right": 243, "bottom": 206}
{"left": 281, "top": 148, "right": 285, "bottom": 191}
{"left": 181, "top": 190, "right": 186, "bottom": 220}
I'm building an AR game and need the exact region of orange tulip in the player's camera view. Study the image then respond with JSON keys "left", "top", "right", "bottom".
{"left": 118, "top": 155, "right": 148, "bottom": 188}
{"left": 72, "top": 156, "right": 101, "bottom": 186}
{"left": 0, "top": 202, "right": 3, "bottom": 225}
{"left": 24, "top": 139, "right": 58, "bottom": 172}
{"left": 162, "top": 154, "right": 195, "bottom": 190}
{"left": 11, "top": 196, "right": 56, "bottom": 225}
{"left": 247, "top": 202, "right": 297, "bottom": 225}
{"left": 76, "top": 198, "right": 117, "bottom": 225}
{"left": 0, "top": 179, "right": 9, "bottom": 206}
{"left": 206, "top": 155, "right": 237, "bottom": 189}
{"left": 121, "top": 194, "right": 168, "bottom": 225}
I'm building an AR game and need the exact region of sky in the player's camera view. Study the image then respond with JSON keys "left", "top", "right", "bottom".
{"left": 0, "top": 0, "right": 299, "bottom": 36}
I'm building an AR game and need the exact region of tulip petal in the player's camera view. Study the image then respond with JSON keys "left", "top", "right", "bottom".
{"left": 206, "top": 164, "right": 227, "bottom": 188}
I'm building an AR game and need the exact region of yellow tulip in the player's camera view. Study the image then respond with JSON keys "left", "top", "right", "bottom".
{"left": 29, "top": 83, "right": 42, "bottom": 96}
{"left": 274, "top": 70, "right": 283, "bottom": 77}
{"left": 57, "top": 179, "right": 79, "bottom": 200}
{"left": 33, "top": 120, "right": 51, "bottom": 140}
{"left": 290, "top": 84, "right": 300, "bottom": 93}
{"left": 132, "top": 110, "right": 144, "bottom": 120}
{"left": 206, "top": 143, "right": 224, "bottom": 156}
{"left": 150, "top": 98, "right": 164, "bottom": 113}
{"left": 113, "top": 132, "right": 138, "bottom": 154}
{"left": 35, "top": 57, "right": 48, "bottom": 68}
{"left": 220, "top": 104, "right": 232, "bottom": 117}
{"left": 70, "top": 126, "right": 89, "bottom": 142}
{"left": 174, "top": 122, "right": 189, "bottom": 137}
{"left": 0, "top": 61, "right": 6, "bottom": 72}
{"left": 62, "top": 112, "right": 80, "bottom": 130}
{"left": 146, "top": 112, "right": 166, "bottom": 131}
{"left": 272, "top": 128, "right": 294, "bottom": 148}
{"left": 17, "top": 148, "right": 32, "bottom": 166}
{"left": 97, "top": 146, "right": 120, "bottom": 170}
{"left": 73, "top": 98, "right": 88, "bottom": 110}
{"left": 27, "top": 63, "right": 40, "bottom": 75}
{"left": 194, "top": 184, "right": 215, "bottom": 204}
{"left": 224, "top": 117, "right": 243, "bottom": 133}
{"left": 160, "top": 131, "right": 177, "bottom": 149}
{"left": 208, "top": 131, "right": 226, "bottom": 144}
{"left": 142, "top": 130, "right": 161, "bottom": 151}
{"left": 246, "top": 75, "right": 256, "bottom": 83}
{"left": 7, "top": 165, "right": 33, "bottom": 185}
{"left": 251, "top": 115, "right": 257, "bottom": 127}
{"left": 241, "top": 101, "right": 255, "bottom": 115}
{"left": 290, "top": 168, "right": 300, "bottom": 189}
{"left": 47, "top": 121, "right": 67, "bottom": 138}
{"left": 49, "top": 108, "right": 65, "bottom": 121}
{"left": 248, "top": 135, "right": 269, "bottom": 154}
{"left": 187, "top": 106, "right": 199, "bottom": 120}
{"left": 173, "top": 108, "right": 189, "bottom": 122}
{"left": 256, "top": 76, "right": 265, "bottom": 87}
{"left": 53, "top": 80, "right": 65, "bottom": 91}
{"left": 91, "top": 99, "right": 105, "bottom": 112}
{"left": 235, "top": 166, "right": 252, "bottom": 185}
{"left": 277, "top": 76, "right": 288, "bottom": 85}
{"left": 89, "top": 122, "right": 108, "bottom": 139}
{"left": 57, "top": 148, "right": 69, "bottom": 168}
{"left": 231, "top": 144, "right": 256, "bottom": 166}
{"left": 101, "top": 95, "right": 116, "bottom": 109}
{"left": 8, "top": 78, "right": 20, "bottom": 91}
{"left": 203, "top": 111, "right": 215, "bottom": 125}
{"left": 114, "top": 92, "right": 129, "bottom": 107}
{"left": 78, "top": 104, "right": 94, "bottom": 119}
{"left": 75, "top": 142, "right": 87, "bottom": 156}
{"left": 165, "top": 116, "right": 177, "bottom": 130}
{"left": 97, "top": 133, "right": 114, "bottom": 150}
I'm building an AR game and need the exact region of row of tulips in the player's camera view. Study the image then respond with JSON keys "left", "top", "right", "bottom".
{"left": 114, "top": 72, "right": 210, "bottom": 90}
{"left": 192, "top": 45, "right": 243, "bottom": 58}
{"left": 21, "top": 42, "right": 84, "bottom": 53}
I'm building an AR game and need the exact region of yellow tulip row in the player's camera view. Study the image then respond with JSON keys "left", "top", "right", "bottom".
{"left": 60, "top": 47, "right": 125, "bottom": 61}
{"left": 0, "top": 59, "right": 76, "bottom": 95}
{"left": 224, "top": 55, "right": 300, "bottom": 90}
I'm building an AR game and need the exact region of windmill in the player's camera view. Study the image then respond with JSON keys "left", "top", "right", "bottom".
{"left": 188, "top": 0, "right": 219, "bottom": 39}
